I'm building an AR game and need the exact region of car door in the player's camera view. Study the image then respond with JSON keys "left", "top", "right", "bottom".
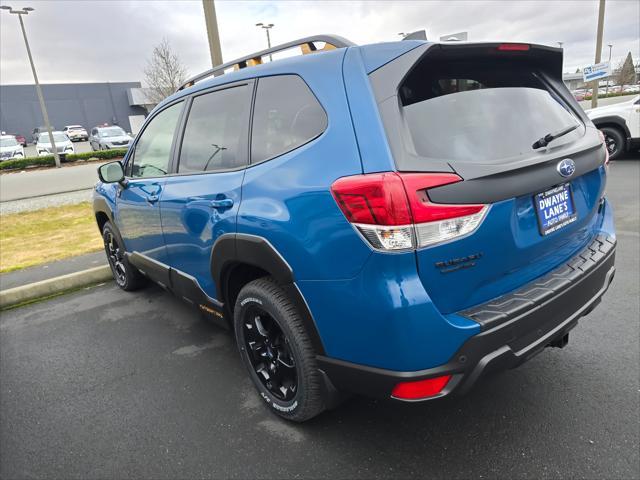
{"left": 116, "top": 100, "right": 184, "bottom": 283}
{"left": 159, "top": 82, "right": 252, "bottom": 299}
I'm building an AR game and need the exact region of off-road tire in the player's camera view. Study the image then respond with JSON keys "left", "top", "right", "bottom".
{"left": 234, "top": 277, "right": 326, "bottom": 422}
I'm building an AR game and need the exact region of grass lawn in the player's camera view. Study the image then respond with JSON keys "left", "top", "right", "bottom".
{"left": 0, "top": 202, "right": 103, "bottom": 274}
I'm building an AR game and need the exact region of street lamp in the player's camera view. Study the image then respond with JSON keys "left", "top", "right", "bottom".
{"left": 1, "top": 5, "right": 60, "bottom": 167}
{"left": 255, "top": 22, "right": 274, "bottom": 61}
{"left": 606, "top": 43, "right": 613, "bottom": 95}
{"left": 557, "top": 41, "right": 564, "bottom": 48}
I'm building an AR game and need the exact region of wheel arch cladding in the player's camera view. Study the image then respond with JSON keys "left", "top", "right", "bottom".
{"left": 591, "top": 115, "right": 631, "bottom": 139}
{"left": 211, "top": 233, "right": 326, "bottom": 354}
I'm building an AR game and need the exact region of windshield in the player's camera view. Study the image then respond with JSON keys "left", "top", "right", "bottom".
{"left": 400, "top": 63, "right": 583, "bottom": 165}
{"left": 100, "top": 127, "right": 127, "bottom": 138}
{"left": 39, "top": 133, "right": 69, "bottom": 144}
{"left": 0, "top": 137, "right": 18, "bottom": 147}
{"left": 66, "top": 126, "right": 84, "bottom": 130}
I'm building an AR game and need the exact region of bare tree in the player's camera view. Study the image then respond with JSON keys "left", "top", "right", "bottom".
{"left": 144, "top": 38, "right": 188, "bottom": 104}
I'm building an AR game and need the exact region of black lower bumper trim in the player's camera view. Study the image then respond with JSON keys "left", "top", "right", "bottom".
{"left": 317, "top": 238, "right": 616, "bottom": 401}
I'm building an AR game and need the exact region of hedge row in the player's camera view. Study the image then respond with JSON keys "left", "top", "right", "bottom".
{"left": 0, "top": 148, "right": 128, "bottom": 171}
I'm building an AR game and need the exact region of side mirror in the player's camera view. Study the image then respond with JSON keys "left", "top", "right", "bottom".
{"left": 98, "top": 161, "right": 125, "bottom": 184}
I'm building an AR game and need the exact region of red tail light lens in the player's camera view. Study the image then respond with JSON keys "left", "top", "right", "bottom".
{"left": 391, "top": 375, "right": 452, "bottom": 400}
{"left": 497, "top": 43, "right": 530, "bottom": 51}
{"left": 331, "top": 172, "right": 488, "bottom": 251}
{"left": 331, "top": 173, "right": 412, "bottom": 226}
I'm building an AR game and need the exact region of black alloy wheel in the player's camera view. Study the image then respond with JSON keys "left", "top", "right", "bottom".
{"left": 242, "top": 305, "right": 298, "bottom": 401}
{"left": 104, "top": 229, "right": 127, "bottom": 287}
{"left": 101, "top": 222, "right": 146, "bottom": 291}
{"left": 600, "top": 126, "right": 625, "bottom": 160}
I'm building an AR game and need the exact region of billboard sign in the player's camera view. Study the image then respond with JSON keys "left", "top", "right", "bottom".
{"left": 583, "top": 62, "right": 611, "bottom": 82}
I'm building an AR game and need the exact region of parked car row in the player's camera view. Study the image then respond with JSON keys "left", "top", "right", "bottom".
{"left": 572, "top": 85, "right": 640, "bottom": 101}
{"left": 32, "top": 125, "right": 87, "bottom": 144}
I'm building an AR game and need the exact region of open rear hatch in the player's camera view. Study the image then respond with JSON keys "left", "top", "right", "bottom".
{"left": 368, "top": 42, "right": 608, "bottom": 314}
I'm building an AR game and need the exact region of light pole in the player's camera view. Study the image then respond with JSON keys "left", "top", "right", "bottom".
{"left": 606, "top": 43, "right": 613, "bottom": 95}
{"left": 1, "top": 5, "right": 60, "bottom": 167}
{"left": 256, "top": 23, "right": 274, "bottom": 60}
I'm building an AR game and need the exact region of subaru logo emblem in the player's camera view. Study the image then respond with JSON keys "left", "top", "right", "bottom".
{"left": 557, "top": 158, "right": 576, "bottom": 178}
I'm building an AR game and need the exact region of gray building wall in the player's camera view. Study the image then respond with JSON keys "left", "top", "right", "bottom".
{"left": 0, "top": 82, "right": 147, "bottom": 139}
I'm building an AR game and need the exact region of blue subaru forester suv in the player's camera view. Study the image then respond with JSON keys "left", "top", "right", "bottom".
{"left": 94, "top": 36, "right": 616, "bottom": 421}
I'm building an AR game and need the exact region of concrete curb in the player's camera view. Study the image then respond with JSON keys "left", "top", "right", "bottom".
{"left": 0, "top": 265, "right": 113, "bottom": 309}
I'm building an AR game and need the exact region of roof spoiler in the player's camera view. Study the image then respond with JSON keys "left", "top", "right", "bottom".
{"left": 176, "top": 34, "right": 355, "bottom": 93}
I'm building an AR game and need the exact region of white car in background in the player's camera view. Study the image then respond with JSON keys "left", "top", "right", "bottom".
{"left": 0, "top": 135, "right": 25, "bottom": 161}
{"left": 62, "top": 125, "right": 89, "bottom": 142}
{"left": 586, "top": 95, "right": 640, "bottom": 159}
{"left": 36, "top": 131, "right": 75, "bottom": 159}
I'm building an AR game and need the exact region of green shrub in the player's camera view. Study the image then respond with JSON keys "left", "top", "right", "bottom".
{"left": 0, "top": 148, "right": 128, "bottom": 171}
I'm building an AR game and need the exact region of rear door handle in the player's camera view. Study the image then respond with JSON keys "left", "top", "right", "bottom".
{"left": 146, "top": 194, "right": 159, "bottom": 205}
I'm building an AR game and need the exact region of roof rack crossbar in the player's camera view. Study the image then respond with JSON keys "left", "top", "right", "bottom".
{"left": 176, "top": 34, "right": 355, "bottom": 92}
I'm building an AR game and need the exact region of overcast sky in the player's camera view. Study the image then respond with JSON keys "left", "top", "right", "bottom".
{"left": 1, "top": 0, "right": 638, "bottom": 86}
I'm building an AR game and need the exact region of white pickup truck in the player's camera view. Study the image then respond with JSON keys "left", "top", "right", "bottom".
{"left": 586, "top": 95, "right": 640, "bottom": 159}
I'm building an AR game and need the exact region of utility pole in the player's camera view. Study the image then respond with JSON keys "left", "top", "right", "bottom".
{"left": 1, "top": 5, "right": 60, "bottom": 167}
{"left": 202, "top": 0, "right": 223, "bottom": 67}
{"left": 591, "top": 0, "right": 606, "bottom": 108}
{"left": 606, "top": 43, "right": 613, "bottom": 95}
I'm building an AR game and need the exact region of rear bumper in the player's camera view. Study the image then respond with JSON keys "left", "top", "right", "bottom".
{"left": 318, "top": 234, "right": 616, "bottom": 400}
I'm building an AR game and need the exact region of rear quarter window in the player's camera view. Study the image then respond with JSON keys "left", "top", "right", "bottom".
{"left": 251, "top": 75, "right": 327, "bottom": 164}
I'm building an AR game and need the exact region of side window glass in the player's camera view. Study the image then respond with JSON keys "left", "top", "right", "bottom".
{"left": 130, "top": 102, "right": 183, "bottom": 178}
{"left": 251, "top": 75, "right": 327, "bottom": 164}
{"left": 178, "top": 85, "right": 251, "bottom": 173}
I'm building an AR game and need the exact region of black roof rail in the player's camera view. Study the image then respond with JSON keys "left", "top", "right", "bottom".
{"left": 176, "top": 34, "right": 355, "bottom": 93}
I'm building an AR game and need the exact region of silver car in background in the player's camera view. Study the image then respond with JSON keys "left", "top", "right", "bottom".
{"left": 36, "top": 131, "right": 75, "bottom": 158}
{"left": 89, "top": 125, "right": 132, "bottom": 151}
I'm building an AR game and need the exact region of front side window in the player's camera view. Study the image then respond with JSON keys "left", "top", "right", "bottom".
{"left": 251, "top": 75, "right": 327, "bottom": 164}
{"left": 130, "top": 101, "right": 183, "bottom": 178}
{"left": 178, "top": 84, "right": 251, "bottom": 173}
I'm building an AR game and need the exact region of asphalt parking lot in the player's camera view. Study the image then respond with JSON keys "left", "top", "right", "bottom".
{"left": 1, "top": 158, "right": 638, "bottom": 479}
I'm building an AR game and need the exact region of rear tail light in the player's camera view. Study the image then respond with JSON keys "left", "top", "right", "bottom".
{"left": 391, "top": 375, "right": 452, "bottom": 400}
{"left": 331, "top": 172, "right": 488, "bottom": 251}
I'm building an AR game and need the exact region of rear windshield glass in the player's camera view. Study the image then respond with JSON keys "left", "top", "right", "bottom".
{"left": 400, "top": 62, "right": 582, "bottom": 164}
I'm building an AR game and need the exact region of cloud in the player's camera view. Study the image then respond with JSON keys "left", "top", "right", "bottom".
{"left": 0, "top": 0, "right": 638, "bottom": 85}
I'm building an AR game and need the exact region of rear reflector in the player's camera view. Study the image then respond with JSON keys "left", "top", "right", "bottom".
{"left": 497, "top": 43, "right": 530, "bottom": 51}
{"left": 331, "top": 173, "right": 488, "bottom": 251}
{"left": 391, "top": 375, "right": 452, "bottom": 400}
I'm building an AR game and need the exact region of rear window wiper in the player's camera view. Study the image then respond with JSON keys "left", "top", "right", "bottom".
{"left": 532, "top": 123, "right": 580, "bottom": 149}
